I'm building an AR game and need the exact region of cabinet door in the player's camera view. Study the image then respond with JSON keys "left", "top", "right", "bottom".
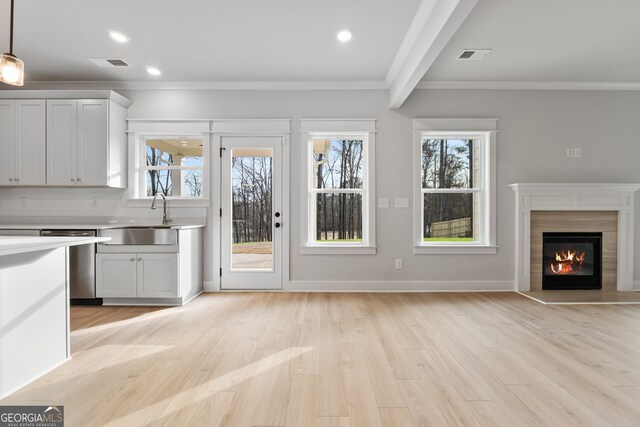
{"left": 96, "top": 253, "right": 137, "bottom": 298}
{"left": 15, "top": 100, "right": 46, "bottom": 186}
{"left": 77, "top": 100, "right": 108, "bottom": 186}
{"left": 47, "top": 100, "right": 77, "bottom": 185}
{"left": 0, "top": 101, "right": 16, "bottom": 185}
{"left": 137, "top": 254, "right": 179, "bottom": 298}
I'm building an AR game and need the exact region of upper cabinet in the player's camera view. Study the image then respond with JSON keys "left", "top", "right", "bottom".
{"left": 0, "top": 100, "right": 46, "bottom": 186}
{"left": 0, "top": 91, "right": 131, "bottom": 188}
{"left": 47, "top": 99, "right": 128, "bottom": 188}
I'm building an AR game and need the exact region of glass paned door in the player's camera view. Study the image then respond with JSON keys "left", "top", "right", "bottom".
{"left": 221, "top": 137, "right": 282, "bottom": 289}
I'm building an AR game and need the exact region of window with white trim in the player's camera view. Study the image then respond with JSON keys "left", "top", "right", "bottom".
{"left": 126, "top": 120, "right": 211, "bottom": 204}
{"left": 142, "top": 136, "right": 205, "bottom": 198}
{"left": 300, "top": 119, "right": 376, "bottom": 255}
{"left": 413, "top": 119, "right": 496, "bottom": 254}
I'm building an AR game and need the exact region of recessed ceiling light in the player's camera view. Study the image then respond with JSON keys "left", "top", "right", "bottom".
{"left": 108, "top": 30, "right": 130, "bottom": 44}
{"left": 336, "top": 29, "right": 353, "bottom": 42}
{"left": 146, "top": 66, "right": 161, "bottom": 76}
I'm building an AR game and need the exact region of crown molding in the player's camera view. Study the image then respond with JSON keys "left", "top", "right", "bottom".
{"left": 417, "top": 81, "right": 640, "bottom": 91}
{"left": 5, "top": 80, "right": 388, "bottom": 91}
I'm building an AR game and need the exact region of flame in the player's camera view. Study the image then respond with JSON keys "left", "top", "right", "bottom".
{"left": 549, "top": 249, "right": 586, "bottom": 275}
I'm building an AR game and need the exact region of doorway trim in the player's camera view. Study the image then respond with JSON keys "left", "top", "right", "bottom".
{"left": 211, "top": 119, "right": 291, "bottom": 291}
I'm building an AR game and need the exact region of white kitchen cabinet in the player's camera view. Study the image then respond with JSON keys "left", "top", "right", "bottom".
{"left": 95, "top": 228, "right": 203, "bottom": 305}
{"left": 96, "top": 253, "right": 179, "bottom": 299}
{"left": 137, "top": 254, "right": 179, "bottom": 298}
{"left": 0, "top": 100, "right": 46, "bottom": 186}
{"left": 96, "top": 253, "right": 138, "bottom": 298}
{"left": 47, "top": 98, "right": 127, "bottom": 187}
{"left": 46, "top": 100, "right": 77, "bottom": 186}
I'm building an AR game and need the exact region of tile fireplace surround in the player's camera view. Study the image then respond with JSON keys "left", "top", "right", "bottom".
{"left": 510, "top": 183, "right": 640, "bottom": 292}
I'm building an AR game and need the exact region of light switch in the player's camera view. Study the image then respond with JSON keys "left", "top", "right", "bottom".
{"left": 573, "top": 147, "right": 581, "bottom": 158}
{"left": 566, "top": 148, "right": 573, "bottom": 158}
{"left": 378, "top": 197, "right": 389, "bottom": 208}
{"left": 395, "top": 198, "right": 409, "bottom": 208}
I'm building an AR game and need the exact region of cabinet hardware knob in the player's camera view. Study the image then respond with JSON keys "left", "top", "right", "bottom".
{"left": 130, "top": 258, "right": 135, "bottom": 262}
{"left": 71, "top": 178, "right": 75, "bottom": 182}
{"left": 8, "top": 178, "right": 13, "bottom": 182}
{"left": 137, "top": 257, "right": 142, "bottom": 261}
{"left": 275, "top": 222, "right": 281, "bottom": 228}
{"left": 77, "top": 178, "right": 81, "bottom": 182}
{"left": 15, "top": 178, "right": 19, "bottom": 182}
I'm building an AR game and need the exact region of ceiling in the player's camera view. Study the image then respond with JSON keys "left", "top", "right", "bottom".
{"left": 0, "top": 0, "right": 421, "bottom": 82}
{"left": 423, "top": 0, "right": 640, "bottom": 83}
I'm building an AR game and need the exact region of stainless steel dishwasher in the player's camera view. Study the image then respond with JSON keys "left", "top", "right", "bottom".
{"left": 40, "top": 230, "right": 102, "bottom": 305}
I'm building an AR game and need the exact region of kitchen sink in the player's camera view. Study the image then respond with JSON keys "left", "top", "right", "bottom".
{"left": 98, "top": 228, "right": 178, "bottom": 245}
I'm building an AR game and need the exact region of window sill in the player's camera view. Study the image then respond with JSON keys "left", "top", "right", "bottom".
{"left": 123, "top": 198, "right": 211, "bottom": 208}
{"left": 301, "top": 245, "right": 377, "bottom": 255}
{"left": 414, "top": 245, "right": 497, "bottom": 255}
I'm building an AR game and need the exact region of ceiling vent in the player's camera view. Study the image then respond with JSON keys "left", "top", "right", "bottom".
{"left": 86, "top": 58, "right": 131, "bottom": 68}
{"left": 457, "top": 49, "right": 491, "bottom": 60}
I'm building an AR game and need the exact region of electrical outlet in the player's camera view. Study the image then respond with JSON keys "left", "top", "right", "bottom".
{"left": 395, "top": 198, "right": 409, "bottom": 208}
{"left": 573, "top": 147, "right": 581, "bottom": 158}
{"left": 378, "top": 197, "right": 389, "bottom": 208}
{"left": 395, "top": 259, "right": 403, "bottom": 269}
{"left": 566, "top": 148, "right": 574, "bottom": 158}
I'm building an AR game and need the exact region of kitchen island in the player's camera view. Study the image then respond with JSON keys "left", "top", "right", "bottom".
{"left": 0, "top": 236, "right": 109, "bottom": 399}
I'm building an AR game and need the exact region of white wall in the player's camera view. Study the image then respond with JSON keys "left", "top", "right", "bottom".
{"left": 1, "top": 88, "right": 639, "bottom": 289}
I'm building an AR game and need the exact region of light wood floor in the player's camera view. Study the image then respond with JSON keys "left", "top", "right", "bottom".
{"left": 2, "top": 292, "right": 640, "bottom": 426}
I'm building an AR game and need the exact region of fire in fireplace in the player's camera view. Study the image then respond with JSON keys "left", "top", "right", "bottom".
{"left": 542, "top": 232, "right": 602, "bottom": 290}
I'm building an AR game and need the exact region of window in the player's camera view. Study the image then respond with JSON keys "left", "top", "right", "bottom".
{"left": 126, "top": 120, "right": 211, "bottom": 205}
{"left": 300, "top": 119, "right": 376, "bottom": 254}
{"left": 413, "top": 119, "right": 496, "bottom": 254}
{"left": 143, "top": 137, "right": 204, "bottom": 198}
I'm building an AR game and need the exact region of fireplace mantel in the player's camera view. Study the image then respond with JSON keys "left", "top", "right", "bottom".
{"left": 509, "top": 183, "right": 640, "bottom": 291}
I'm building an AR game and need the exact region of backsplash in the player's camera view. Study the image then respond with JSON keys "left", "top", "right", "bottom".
{"left": 0, "top": 188, "right": 207, "bottom": 220}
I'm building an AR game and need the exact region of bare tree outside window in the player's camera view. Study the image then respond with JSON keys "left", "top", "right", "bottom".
{"left": 144, "top": 138, "right": 204, "bottom": 198}
{"left": 421, "top": 139, "right": 476, "bottom": 241}
{"left": 312, "top": 139, "right": 364, "bottom": 242}
{"left": 231, "top": 152, "right": 274, "bottom": 269}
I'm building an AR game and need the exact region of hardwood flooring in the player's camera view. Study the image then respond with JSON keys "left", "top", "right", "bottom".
{"left": 2, "top": 292, "right": 640, "bottom": 426}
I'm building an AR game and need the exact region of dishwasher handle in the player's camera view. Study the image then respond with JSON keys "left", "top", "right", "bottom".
{"left": 41, "top": 230, "right": 97, "bottom": 237}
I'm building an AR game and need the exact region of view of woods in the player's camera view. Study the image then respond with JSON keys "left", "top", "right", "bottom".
{"left": 146, "top": 139, "right": 204, "bottom": 197}
{"left": 313, "top": 139, "right": 364, "bottom": 242}
{"left": 421, "top": 139, "right": 475, "bottom": 241}
{"left": 231, "top": 153, "right": 273, "bottom": 247}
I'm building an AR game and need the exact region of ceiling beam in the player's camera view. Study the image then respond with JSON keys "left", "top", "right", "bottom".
{"left": 386, "top": 0, "right": 479, "bottom": 109}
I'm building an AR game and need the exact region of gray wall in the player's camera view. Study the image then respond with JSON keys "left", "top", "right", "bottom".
{"left": 2, "top": 88, "right": 640, "bottom": 287}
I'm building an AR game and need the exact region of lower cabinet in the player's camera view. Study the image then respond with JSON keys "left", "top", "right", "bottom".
{"left": 96, "top": 253, "right": 178, "bottom": 298}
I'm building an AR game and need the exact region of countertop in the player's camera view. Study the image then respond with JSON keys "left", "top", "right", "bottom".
{"left": 0, "top": 236, "right": 111, "bottom": 257}
{"left": 0, "top": 223, "right": 205, "bottom": 230}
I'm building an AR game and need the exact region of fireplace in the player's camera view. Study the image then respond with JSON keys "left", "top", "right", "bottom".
{"left": 542, "top": 232, "right": 602, "bottom": 290}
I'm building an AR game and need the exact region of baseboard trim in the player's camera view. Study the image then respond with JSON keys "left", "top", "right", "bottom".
{"left": 286, "top": 280, "right": 515, "bottom": 292}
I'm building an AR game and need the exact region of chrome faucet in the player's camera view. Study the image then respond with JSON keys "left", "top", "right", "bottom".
{"left": 151, "top": 193, "right": 173, "bottom": 225}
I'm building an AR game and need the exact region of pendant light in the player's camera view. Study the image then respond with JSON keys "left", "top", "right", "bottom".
{"left": 0, "top": 0, "right": 25, "bottom": 86}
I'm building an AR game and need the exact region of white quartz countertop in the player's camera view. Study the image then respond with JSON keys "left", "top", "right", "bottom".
{"left": 0, "top": 223, "right": 205, "bottom": 230}
{"left": 0, "top": 236, "right": 111, "bottom": 256}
